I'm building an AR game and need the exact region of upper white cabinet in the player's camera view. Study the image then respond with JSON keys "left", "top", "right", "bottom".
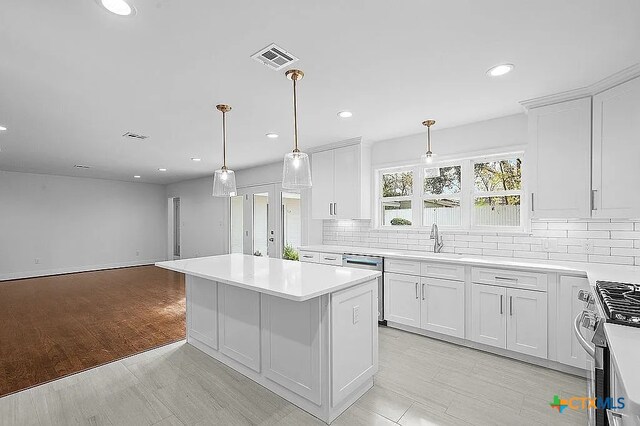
{"left": 527, "top": 97, "right": 592, "bottom": 218}
{"left": 311, "top": 142, "right": 371, "bottom": 220}
{"left": 592, "top": 76, "right": 640, "bottom": 218}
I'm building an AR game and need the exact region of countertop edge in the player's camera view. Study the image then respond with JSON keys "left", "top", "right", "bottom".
{"left": 155, "top": 261, "right": 381, "bottom": 302}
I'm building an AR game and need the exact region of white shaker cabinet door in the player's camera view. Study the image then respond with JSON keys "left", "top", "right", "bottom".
{"left": 506, "top": 288, "right": 548, "bottom": 358}
{"left": 311, "top": 149, "right": 335, "bottom": 219}
{"left": 384, "top": 272, "right": 421, "bottom": 328}
{"left": 592, "top": 76, "right": 640, "bottom": 218}
{"left": 420, "top": 277, "right": 465, "bottom": 338}
{"left": 557, "top": 276, "right": 590, "bottom": 368}
{"left": 333, "top": 144, "right": 360, "bottom": 219}
{"left": 471, "top": 284, "right": 506, "bottom": 349}
{"left": 528, "top": 97, "right": 592, "bottom": 218}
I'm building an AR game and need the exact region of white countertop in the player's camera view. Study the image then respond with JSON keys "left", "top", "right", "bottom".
{"left": 605, "top": 323, "right": 640, "bottom": 414}
{"left": 156, "top": 254, "right": 381, "bottom": 302}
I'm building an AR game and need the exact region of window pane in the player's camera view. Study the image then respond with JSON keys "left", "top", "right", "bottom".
{"left": 423, "top": 199, "right": 461, "bottom": 226}
{"left": 424, "top": 166, "right": 461, "bottom": 196}
{"left": 474, "top": 196, "right": 521, "bottom": 227}
{"left": 382, "top": 171, "right": 413, "bottom": 197}
{"left": 474, "top": 158, "right": 522, "bottom": 192}
{"left": 382, "top": 200, "right": 412, "bottom": 226}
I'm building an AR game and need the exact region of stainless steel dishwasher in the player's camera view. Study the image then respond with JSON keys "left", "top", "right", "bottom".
{"left": 342, "top": 254, "right": 385, "bottom": 325}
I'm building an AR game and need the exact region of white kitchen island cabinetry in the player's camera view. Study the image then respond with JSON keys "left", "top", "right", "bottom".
{"left": 157, "top": 254, "right": 381, "bottom": 424}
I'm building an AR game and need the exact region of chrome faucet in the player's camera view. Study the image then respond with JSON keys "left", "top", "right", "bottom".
{"left": 430, "top": 223, "right": 444, "bottom": 253}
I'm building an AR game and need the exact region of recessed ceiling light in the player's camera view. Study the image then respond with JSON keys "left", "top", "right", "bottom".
{"left": 98, "top": 0, "right": 135, "bottom": 16}
{"left": 486, "top": 63, "right": 514, "bottom": 77}
{"left": 265, "top": 133, "right": 279, "bottom": 139}
{"left": 133, "top": 175, "right": 141, "bottom": 179}
{"left": 158, "top": 168, "right": 167, "bottom": 172}
{"left": 0, "top": 125, "right": 7, "bottom": 131}
{"left": 337, "top": 111, "right": 353, "bottom": 119}
{"left": 191, "top": 158, "right": 201, "bottom": 162}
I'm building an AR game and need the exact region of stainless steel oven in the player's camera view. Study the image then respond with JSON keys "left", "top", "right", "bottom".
{"left": 342, "top": 254, "right": 384, "bottom": 324}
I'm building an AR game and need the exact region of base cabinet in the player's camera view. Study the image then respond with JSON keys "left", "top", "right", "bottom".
{"left": 556, "top": 275, "right": 591, "bottom": 368}
{"left": 384, "top": 272, "right": 421, "bottom": 328}
{"left": 471, "top": 283, "right": 547, "bottom": 358}
{"left": 420, "top": 277, "right": 465, "bottom": 338}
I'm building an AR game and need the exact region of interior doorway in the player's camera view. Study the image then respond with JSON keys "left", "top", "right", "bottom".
{"left": 168, "top": 197, "right": 181, "bottom": 260}
{"left": 230, "top": 184, "right": 302, "bottom": 259}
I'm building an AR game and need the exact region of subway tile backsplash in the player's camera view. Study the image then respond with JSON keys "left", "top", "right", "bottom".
{"left": 322, "top": 219, "right": 640, "bottom": 266}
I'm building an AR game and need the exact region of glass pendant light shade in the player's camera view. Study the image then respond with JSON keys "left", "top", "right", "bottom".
{"left": 421, "top": 151, "right": 434, "bottom": 164}
{"left": 282, "top": 69, "right": 312, "bottom": 190}
{"left": 213, "top": 167, "right": 237, "bottom": 197}
{"left": 212, "top": 104, "right": 237, "bottom": 197}
{"left": 282, "top": 151, "right": 311, "bottom": 189}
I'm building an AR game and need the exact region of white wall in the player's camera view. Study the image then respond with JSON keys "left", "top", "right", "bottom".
{"left": 165, "top": 176, "right": 229, "bottom": 259}
{"left": 0, "top": 171, "right": 167, "bottom": 280}
{"left": 371, "top": 113, "right": 527, "bottom": 167}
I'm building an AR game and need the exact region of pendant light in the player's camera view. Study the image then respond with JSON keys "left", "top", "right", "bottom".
{"left": 282, "top": 69, "right": 312, "bottom": 189}
{"left": 212, "top": 104, "right": 237, "bottom": 197}
{"left": 421, "top": 119, "right": 436, "bottom": 164}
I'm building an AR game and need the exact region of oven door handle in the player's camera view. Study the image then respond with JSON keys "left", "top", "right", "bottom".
{"left": 573, "top": 312, "right": 596, "bottom": 359}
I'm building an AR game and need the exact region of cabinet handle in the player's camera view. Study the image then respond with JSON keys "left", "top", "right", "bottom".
{"left": 591, "top": 189, "right": 598, "bottom": 211}
{"left": 415, "top": 283, "right": 419, "bottom": 299}
{"left": 500, "top": 295, "right": 503, "bottom": 314}
{"left": 302, "top": 255, "right": 313, "bottom": 258}
{"left": 330, "top": 203, "right": 334, "bottom": 215}
{"left": 324, "top": 257, "right": 337, "bottom": 261}
{"left": 422, "top": 283, "right": 425, "bottom": 300}
{"left": 334, "top": 203, "right": 337, "bottom": 216}
{"left": 495, "top": 276, "right": 518, "bottom": 283}
{"left": 531, "top": 193, "right": 534, "bottom": 212}
{"left": 510, "top": 296, "right": 513, "bottom": 316}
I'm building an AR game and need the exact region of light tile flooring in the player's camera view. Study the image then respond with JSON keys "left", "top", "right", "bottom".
{"left": 0, "top": 327, "right": 587, "bottom": 425}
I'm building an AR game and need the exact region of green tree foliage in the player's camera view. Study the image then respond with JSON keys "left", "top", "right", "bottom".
{"left": 282, "top": 245, "right": 299, "bottom": 261}
{"left": 474, "top": 159, "right": 522, "bottom": 206}
{"left": 424, "top": 166, "right": 461, "bottom": 195}
{"left": 390, "top": 218, "right": 412, "bottom": 226}
{"left": 382, "top": 172, "right": 413, "bottom": 197}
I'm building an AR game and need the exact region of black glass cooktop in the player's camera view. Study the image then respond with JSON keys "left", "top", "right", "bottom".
{"left": 596, "top": 281, "right": 640, "bottom": 328}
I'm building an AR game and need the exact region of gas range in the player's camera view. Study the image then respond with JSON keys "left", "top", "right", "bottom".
{"left": 596, "top": 280, "right": 640, "bottom": 328}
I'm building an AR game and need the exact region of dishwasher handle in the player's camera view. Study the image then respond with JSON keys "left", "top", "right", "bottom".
{"left": 573, "top": 312, "right": 596, "bottom": 359}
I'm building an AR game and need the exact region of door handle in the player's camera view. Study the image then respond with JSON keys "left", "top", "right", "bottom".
{"left": 421, "top": 283, "right": 425, "bottom": 300}
{"left": 500, "top": 295, "right": 503, "bottom": 314}
{"left": 415, "top": 283, "right": 419, "bottom": 299}
{"left": 509, "top": 296, "right": 513, "bottom": 316}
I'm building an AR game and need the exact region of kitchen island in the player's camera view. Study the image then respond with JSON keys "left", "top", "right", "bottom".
{"left": 156, "top": 254, "right": 381, "bottom": 423}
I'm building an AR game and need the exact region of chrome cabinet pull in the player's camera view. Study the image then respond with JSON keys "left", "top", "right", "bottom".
{"left": 500, "top": 295, "right": 503, "bottom": 314}
{"left": 302, "top": 255, "right": 313, "bottom": 258}
{"left": 495, "top": 276, "right": 518, "bottom": 283}
{"left": 329, "top": 203, "right": 333, "bottom": 215}
{"left": 415, "top": 283, "right": 419, "bottom": 299}
{"left": 333, "top": 203, "right": 337, "bottom": 216}
{"left": 421, "top": 283, "right": 425, "bottom": 300}
{"left": 591, "top": 189, "right": 598, "bottom": 211}
{"left": 531, "top": 193, "right": 535, "bottom": 212}
{"left": 509, "top": 296, "right": 513, "bottom": 316}
{"left": 324, "top": 257, "right": 337, "bottom": 261}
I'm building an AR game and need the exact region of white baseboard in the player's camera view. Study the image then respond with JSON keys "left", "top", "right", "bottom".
{"left": 0, "top": 258, "right": 168, "bottom": 281}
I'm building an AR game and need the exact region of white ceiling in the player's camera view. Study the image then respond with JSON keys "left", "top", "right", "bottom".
{"left": 0, "top": 0, "right": 639, "bottom": 184}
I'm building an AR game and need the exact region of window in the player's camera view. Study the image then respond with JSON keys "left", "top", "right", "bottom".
{"left": 381, "top": 170, "right": 413, "bottom": 226}
{"left": 423, "top": 166, "right": 462, "bottom": 227}
{"left": 377, "top": 154, "right": 524, "bottom": 231}
{"left": 473, "top": 158, "right": 522, "bottom": 228}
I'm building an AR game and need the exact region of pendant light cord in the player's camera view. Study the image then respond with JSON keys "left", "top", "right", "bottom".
{"left": 222, "top": 110, "right": 227, "bottom": 168}
{"left": 293, "top": 78, "right": 299, "bottom": 152}
{"left": 427, "top": 125, "right": 431, "bottom": 152}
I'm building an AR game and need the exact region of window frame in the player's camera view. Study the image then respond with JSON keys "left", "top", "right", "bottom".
{"left": 375, "top": 152, "right": 526, "bottom": 232}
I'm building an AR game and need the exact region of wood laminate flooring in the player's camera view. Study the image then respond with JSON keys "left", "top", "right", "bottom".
{"left": 0, "top": 326, "right": 587, "bottom": 425}
{"left": 0, "top": 266, "right": 185, "bottom": 397}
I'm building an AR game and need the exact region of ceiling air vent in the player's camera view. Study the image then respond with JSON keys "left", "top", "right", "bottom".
{"left": 73, "top": 164, "right": 91, "bottom": 169}
{"left": 251, "top": 43, "right": 298, "bottom": 71}
{"left": 122, "top": 132, "right": 148, "bottom": 140}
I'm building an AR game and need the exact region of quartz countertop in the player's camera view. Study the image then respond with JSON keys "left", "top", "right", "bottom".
{"left": 156, "top": 254, "right": 381, "bottom": 302}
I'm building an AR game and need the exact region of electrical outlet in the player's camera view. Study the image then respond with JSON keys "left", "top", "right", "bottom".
{"left": 543, "top": 238, "right": 558, "bottom": 252}
{"left": 34, "top": 258, "right": 40, "bottom": 264}
{"left": 352, "top": 305, "right": 360, "bottom": 324}
{"left": 583, "top": 241, "right": 593, "bottom": 254}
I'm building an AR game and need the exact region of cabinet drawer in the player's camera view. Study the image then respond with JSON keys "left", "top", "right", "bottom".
{"left": 384, "top": 258, "right": 421, "bottom": 276}
{"left": 318, "top": 252, "right": 342, "bottom": 266}
{"left": 299, "top": 251, "right": 319, "bottom": 263}
{"left": 421, "top": 262, "right": 465, "bottom": 281}
{"left": 471, "top": 267, "right": 547, "bottom": 292}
